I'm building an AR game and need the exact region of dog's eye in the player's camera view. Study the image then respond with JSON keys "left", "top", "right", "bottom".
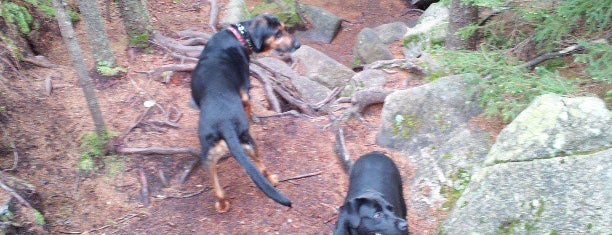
{"left": 275, "top": 30, "right": 283, "bottom": 38}
{"left": 373, "top": 212, "right": 382, "bottom": 219}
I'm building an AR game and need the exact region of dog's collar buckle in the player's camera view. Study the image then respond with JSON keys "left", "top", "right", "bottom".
{"left": 229, "top": 23, "right": 254, "bottom": 54}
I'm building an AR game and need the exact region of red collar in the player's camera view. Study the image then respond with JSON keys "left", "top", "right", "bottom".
{"left": 227, "top": 26, "right": 253, "bottom": 54}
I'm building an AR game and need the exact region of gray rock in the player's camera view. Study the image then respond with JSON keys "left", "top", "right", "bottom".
{"left": 293, "top": 5, "right": 343, "bottom": 43}
{"left": 343, "top": 69, "right": 388, "bottom": 97}
{"left": 220, "top": 0, "right": 245, "bottom": 27}
{"left": 373, "top": 22, "right": 408, "bottom": 44}
{"left": 377, "top": 75, "right": 491, "bottom": 227}
{"left": 353, "top": 28, "right": 395, "bottom": 65}
{"left": 403, "top": 3, "right": 449, "bottom": 58}
{"left": 442, "top": 148, "right": 612, "bottom": 234}
{"left": 484, "top": 94, "right": 611, "bottom": 165}
{"left": 352, "top": 69, "right": 387, "bottom": 89}
{"left": 292, "top": 45, "right": 355, "bottom": 90}
{"left": 255, "top": 57, "right": 331, "bottom": 104}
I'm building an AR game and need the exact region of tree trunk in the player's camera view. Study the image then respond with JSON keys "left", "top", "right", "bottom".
{"left": 117, "top": 0, "right": 154, "bottom": 48}
{"left": 52, "top": 0, "right": 107, "bottom": 137}
{"left": 446, "top": 0, "right": 479, "bottom": 50}
{"left": 78, "top": 0, "right": 117, "bottom": 67}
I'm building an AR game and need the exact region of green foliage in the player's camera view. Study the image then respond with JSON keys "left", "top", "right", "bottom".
{"left": 574, "top": 41, "right": 611, "bottom": 82}
{"left": 33, "top": 209, "right": 45, "bottom": 225}
{"left": 78, "top": 131, "right": 113, "bottom": 173}
{"left": 531, "top": 0, "right": 610, "bottom": 49}
{"left": 437, "top": 48, "right": 574, "bottom": 122}
{"left": 97, "top": 61, "right": 126, "bottom": 76}
{"left": 129, "top": 33, "right": 150, "bottom": 49}
{"left": 247, "top": 0, "right": 304, "bottom": 28}
{"left": 1, "top": 2, "right": 34, "bottom": 34}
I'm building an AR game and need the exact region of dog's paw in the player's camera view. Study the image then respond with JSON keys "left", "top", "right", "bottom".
{"left": 268, "top": 174, "right": 279, "bottom": 186}
{"left": 215, "top": 199, "right": 230, "bottom": 213}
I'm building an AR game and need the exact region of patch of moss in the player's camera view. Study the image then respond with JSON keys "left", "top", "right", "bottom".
{"left": 441, "top": 168, "right": 471, "bottom": 210}
{"left": 129, "top": 33, "right": 150, "bottom": 49}
{"left": 392, "top": 114, "right": 420, "bottom": 139}
{"left": 33, "top": 210, "right": 45, "bottom": 225}
{"left": 97, "top": 61, "right": 126, "bottom": 76}
{"left": 496, "top": 219, "right": 520, "bottom": 235}
{"left": 247, "top": 0, "right": 303, "bottom": 28}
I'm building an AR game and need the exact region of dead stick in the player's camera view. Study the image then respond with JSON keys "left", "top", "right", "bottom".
{"left": 0, "top": 176, "right": 32, "bottom": 208}
{"left": 179, "top": 158, "right": 200, "bottom": 185}
{"left": 158, "top": 169, "right": 169, "bottom": 187}
{"left": 118, "top": 147, "right": 200, "bottom": 156}
{"left": 2, "top": 141, "right": 18, "bottom": 172}
{"left": 208, "top": 0, "right": 219, "bottom": 31}
{"left": 138, "top": 168, "right": 150, "bottom": 206}
{"left": 250, "top": 66, "right": 282, "bottom": 113}
{"left": 334, "top": 127, "right": 352, "bottom": 173}
{"left": 279, "top": 171, "right": 322, "bottom": 182}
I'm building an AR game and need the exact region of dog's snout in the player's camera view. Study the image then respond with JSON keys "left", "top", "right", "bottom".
{"left": 397, "top": 219, "right": 408, "bottom": 231}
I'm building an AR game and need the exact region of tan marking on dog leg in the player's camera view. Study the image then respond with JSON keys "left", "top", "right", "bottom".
{"left": 242, "top": 144, "right": 279, "bottom": 186}
{"left": 240, "top": 90, "right": 253, "bottom": 121}
{"left": 207, "top": 141, "right": 230, "bottom": 213}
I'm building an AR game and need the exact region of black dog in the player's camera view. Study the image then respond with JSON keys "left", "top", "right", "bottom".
{"left": 190, "top": 14, "right": 300, "bottom": 212}
{"left": 334, "top": 152, "right": 409, "bottom": 235}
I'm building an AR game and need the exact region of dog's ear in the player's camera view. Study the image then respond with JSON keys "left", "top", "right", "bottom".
{"left": 249, "top": 14, "right": 281, "bottom": 52}
{"left": 334, "top": 200, "right": 362, "bottom": 235}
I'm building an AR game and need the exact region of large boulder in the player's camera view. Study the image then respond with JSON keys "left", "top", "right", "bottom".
{"left": 293, "top": 5, "right": 343, "bottom": 43}
{"left": 353, "top": 28, "right": 395, "bottom": 66}
{"left": 373, "top": 22, "right": 408, "bottom": 44}
{"left": 377, "top": 75, "right": 491, "bottom": 233}
{"left": 485, "top": 94, "right": 611, "bottom": 165}
{"left": 292, "top": 45, "right": 355, "bottom": 90}
{"left": 442, "top": 94, "right": 611, "bottom": 234}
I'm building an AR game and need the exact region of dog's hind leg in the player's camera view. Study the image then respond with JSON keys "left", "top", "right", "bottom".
{"left": 207, "top": 141, "right": 231, "bottom": 212}
{"left": 241, "top": 134, "right": 279, "bottom": 186}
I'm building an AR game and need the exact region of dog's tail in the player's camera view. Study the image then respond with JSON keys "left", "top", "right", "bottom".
{"left": 219, "top": 123, "right": 292, "bottom": 207}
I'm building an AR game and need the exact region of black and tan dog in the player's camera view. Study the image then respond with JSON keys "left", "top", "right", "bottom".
{"left": 190, "top": 14, "right": 300, "bottom": 212}
{"left": 334, "top": 152, "right": 410, "bottom": 235}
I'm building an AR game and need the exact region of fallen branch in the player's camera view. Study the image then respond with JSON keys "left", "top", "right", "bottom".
{"left": 153, "top": 187, "right": 209, "bottom": 199}
{"left": 312, "top": 87, "right": 342, "bottom": 110}
{"left": 208, "top": 0, "right": 219, "bottom": 31}
{"left": 179, "top": 158, "right": 200, "bottom": 185}
{"left": 117, "top": 147, "right": 200, "bottom": 156}
{"left": 279, "top": 171, "right": 322, "bottom": 182}
{"left": 257, "top": 110, "right": 307, "bottom": 119}
{"left": 251, "top": 67, "right": 283, "bottom": 113}
{"left": 21, "top": 55, "right": 58, "bottom": 68}
{"left": 334, "top": 127, "right": 352, "bottom": 173}
{"left": 139, "top": 63, "right": 196, "bottom": 77}
{"left": 176, "top": 29, "right": 212, "bottom": 41}
{"left": 2, "top": 141, "right": 18, "bottom": 172}
{"left": 152, "top": 33, "right": 203, "bottom": 58}
{"left": 0, "top": 174, "right": 32, "bottom": 208}
{"left": 158, "top": 169, "right": 169, "bottom": 187}
{"left": 138, "top": 168, "right": 150, "bottom": 206}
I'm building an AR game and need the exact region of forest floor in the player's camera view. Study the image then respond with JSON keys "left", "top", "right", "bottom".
{"left": 0, "top": 0, "right": 504, "bottom": 234}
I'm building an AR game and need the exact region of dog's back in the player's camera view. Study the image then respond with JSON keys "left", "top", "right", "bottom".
{"left": 347, "top": 152, "right": 406, "bottom": 216}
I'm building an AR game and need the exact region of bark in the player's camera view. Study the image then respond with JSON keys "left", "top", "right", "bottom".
{"left": 52, "top": 0, "right": 107, "bottom": 137}
{"left": 78, "top": 0, "right": 117, "bottom": 67}
{"left": 117, "top": 0, "right": 154, "bottom": 47}
{"left": 446, "top": 0, "right": 479, "bottom": 50}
